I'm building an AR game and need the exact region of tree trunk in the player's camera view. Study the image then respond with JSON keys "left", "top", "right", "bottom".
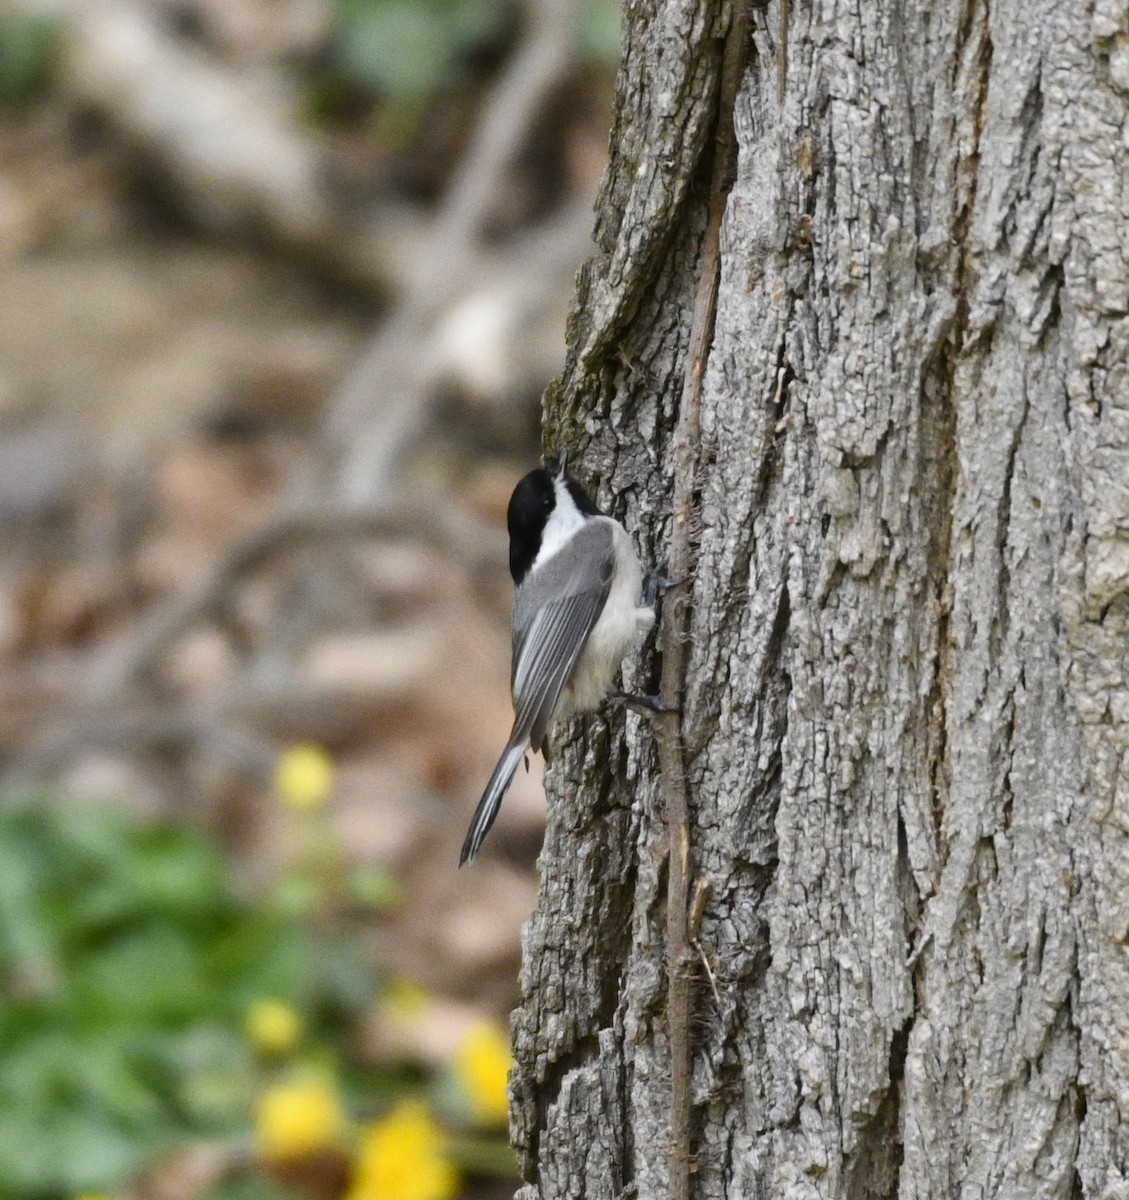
{"left": 511, "top": 0, "right": 1129, "bottom": 1195}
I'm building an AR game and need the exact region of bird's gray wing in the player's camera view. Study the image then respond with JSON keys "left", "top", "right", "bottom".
{"left": 510, "top": 520, "right": 615, "bottom": 752}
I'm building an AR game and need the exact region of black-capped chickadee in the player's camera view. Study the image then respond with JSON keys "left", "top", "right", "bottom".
{"left": 460, "top": 459, "right": 665, "bottom": 865}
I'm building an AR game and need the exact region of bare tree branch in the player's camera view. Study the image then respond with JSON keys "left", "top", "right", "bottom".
{"left": 326, "top": 0, "right": 587, "bottom": 506}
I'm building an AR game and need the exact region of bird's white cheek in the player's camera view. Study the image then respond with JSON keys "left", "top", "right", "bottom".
{"left": 533, "top": 505, "right": 586, "bottom": 569}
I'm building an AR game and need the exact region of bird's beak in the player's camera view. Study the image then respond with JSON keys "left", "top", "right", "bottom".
{"left": 547, "top": 450, "right": 568, "bottom": 478}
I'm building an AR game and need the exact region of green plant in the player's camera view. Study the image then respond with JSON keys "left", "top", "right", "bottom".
{"left": 0, "top": 13, "right": 57, "bottom": 107}
{"left": 0, "top": 800, "right": 375, "bottom": 1198}
{"left": 332, "top": 0, "right": 505, "bottom": 104}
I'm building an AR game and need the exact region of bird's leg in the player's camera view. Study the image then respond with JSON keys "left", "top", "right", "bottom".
{"left": 644, "top": 565, "right": 687, "bottom": 609}
{"left": 611, "top": 690, "right": 681, "bottom": 717}
{"left": 616, "top": 569, "right": 690, "bottom": 716}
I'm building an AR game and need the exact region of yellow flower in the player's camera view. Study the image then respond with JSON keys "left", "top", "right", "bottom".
{"left": 255, "top": 1079, "right": 344, "bottom": 1160}
{"left": 246, "top": 999, "right": 302, "bottom": 1055}
{"left": 453, "top": 1021, "right": 511, "bottom": 1126}
{"left": 274, "top": 743, "right": 334, "bottom": 811}
{"left": 348, "top": 1100, "right": 457, "bottom": 1200}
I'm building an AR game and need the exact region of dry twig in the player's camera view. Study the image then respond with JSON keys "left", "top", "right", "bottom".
{"left": 81, "top": 504, "right": 490, "bottom": 700}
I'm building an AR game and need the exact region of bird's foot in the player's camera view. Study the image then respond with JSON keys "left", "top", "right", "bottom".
{"left": 612, "top": 690, "right": 681, "bottom": 717}
{"left": 644, "top": 566, "right": 688, "bottom": 608}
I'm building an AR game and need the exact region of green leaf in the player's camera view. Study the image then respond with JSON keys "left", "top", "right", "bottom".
{"left": 578, "top": 0, "right": 621, "bottom": 64}
{"left": 173, "top": 1029, "right": 257, "bottom": 1129}
{"left": 46, "top": 1110, "right": 154, "bottom": 1191}
{"left": 338, "top": 1, "right": 456, "bottom": 99}
{"left": 205, "top": 1175, "right": 306, "bottom": 1200}
{"left": 333, "top": 0, "right": 507, "bottom": 102}
{"left": 348, "top": 864, "right": 403, "bottom": 911}
{"left": 0, "top": 831, "right": 60, "bottom": 978}
{"left": 0, "top": 798, "right": 381, "bottom": 1196}
{"left": 210, "top": 915, "right": 314, "bottom": 1012}
{"left": 0, "top": 14, "right": 57, "bottom": 107}
{"left": 313, "top": 932, "right": 379, "bottom": 1018}
{"left": 73, "top": 926, "right": 212, "bottom": 1024}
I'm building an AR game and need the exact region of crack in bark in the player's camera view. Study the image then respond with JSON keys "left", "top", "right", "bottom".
{"left": 951, "top": 0, "right": 994, "bottom": 349}
{"left": 565, "top": 1, "right": 732, "bottom": 385}
{"left": 991, "top": 386, "right": 1029, "bottom": 661}
{"left": 844, "top": 1014, "right": 913, "bottom": 1200}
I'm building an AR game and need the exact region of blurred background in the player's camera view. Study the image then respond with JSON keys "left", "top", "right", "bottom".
{"left": 0, "top": 0, "right": 619, "bottom": 1195}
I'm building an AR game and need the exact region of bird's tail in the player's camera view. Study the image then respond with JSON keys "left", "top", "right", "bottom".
{"left": 459, "top": 737, "right": 529, "bottom": 866}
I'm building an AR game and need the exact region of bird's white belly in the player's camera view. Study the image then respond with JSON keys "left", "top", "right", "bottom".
{"left": 558, "top": 524, "right": 652, "bottom": 717}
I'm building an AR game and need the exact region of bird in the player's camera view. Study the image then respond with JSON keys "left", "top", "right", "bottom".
{"left": 459, "top": 457, "right": 667, "bottom": 865}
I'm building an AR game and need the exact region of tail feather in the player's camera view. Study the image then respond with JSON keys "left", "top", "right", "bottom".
{"left": 460, "top": 739, "right": 529, "bottom": 866}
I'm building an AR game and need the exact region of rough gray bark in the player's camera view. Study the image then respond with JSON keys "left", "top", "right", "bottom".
{"left": 511, "top": 0, "right": 1129, "bottom": 1196}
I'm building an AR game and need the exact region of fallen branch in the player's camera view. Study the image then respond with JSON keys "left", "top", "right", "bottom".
{"left": 0, "top": 0, "right": 414, "bottom": 292}
{"left": 81, "top": 502, "right": 492, "bottom": 701}
{"left": 6, "top": 707, "right": 275, "bottom": 791}
{"left": 8, "top": 601, "right": 467, "bottom": 791}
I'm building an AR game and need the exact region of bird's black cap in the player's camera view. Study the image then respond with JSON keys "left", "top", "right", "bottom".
{"left": 506, "top": 460, "right": 603, "bottom": 585}
{"left": 507, "top": 468, "right": 555, "bottom": 585}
